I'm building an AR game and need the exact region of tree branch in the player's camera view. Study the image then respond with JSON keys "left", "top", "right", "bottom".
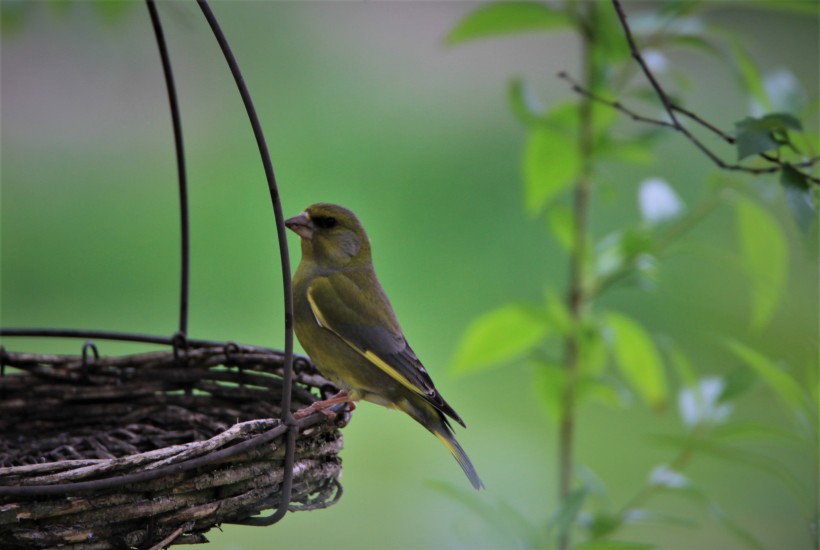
{"left": 562, "top": 0, "right": 819, "bottom": 185}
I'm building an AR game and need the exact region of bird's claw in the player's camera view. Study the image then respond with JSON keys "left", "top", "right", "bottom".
{"left": 293, "top": 405, "right": 337, "bottom": 420}
{"left": 292, "top": 390, "right": 351, "bottom": 420}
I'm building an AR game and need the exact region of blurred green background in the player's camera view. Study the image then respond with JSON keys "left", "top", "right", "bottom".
{"left": 1, "top": 2, "right": 817, "bottom": 549}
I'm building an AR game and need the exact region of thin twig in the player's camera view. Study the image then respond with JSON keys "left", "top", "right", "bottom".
{"left": 558, "top": 71, "right": 676, "bottom": 130}
{"left": 671, "top": 103, "right": 734, "bottom": 142}
{"left": 611, "top": 0, "right": 681, "bottom": 127}
{"left": 561, "top": 0, "right": 820, "bottom": 185}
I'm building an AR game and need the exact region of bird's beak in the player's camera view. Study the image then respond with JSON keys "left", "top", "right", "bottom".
{"left": 285, "top": 211, "right": 314, "bottom": 239}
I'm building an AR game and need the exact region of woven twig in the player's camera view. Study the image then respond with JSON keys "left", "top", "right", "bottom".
{"left": 0, "top": 346, "right": 347, "bottom": 548}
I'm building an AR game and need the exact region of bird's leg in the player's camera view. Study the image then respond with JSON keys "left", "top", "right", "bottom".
{"left": 293, "top": 390, "right": 353, "bottom": 419}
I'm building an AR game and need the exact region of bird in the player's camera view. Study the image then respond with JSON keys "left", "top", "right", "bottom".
{"left": 285, "top": 202, "right": 483, "bottom": 490}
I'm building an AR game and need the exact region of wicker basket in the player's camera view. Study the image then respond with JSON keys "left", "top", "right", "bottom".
{"left": 0, "top": 345, "right": 347, "bottom": 549}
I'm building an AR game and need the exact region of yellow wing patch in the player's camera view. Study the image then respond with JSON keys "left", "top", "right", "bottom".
{"left": 306, "top": 287, "right": 330, "bottom": 329}
{"left": 307, "top": 285, "right": 425, "bottom": 398}
{"left": 361, "top": 349, "right": 424, "bottom": 397}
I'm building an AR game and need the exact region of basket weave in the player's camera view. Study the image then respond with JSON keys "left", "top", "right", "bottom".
{"left": 0, "top": 345, "right": 346, "bottom": 548}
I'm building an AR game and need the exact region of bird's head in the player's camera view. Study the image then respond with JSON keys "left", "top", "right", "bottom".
{"left": 285, "top": 203, "right": 372, "bottom": 266}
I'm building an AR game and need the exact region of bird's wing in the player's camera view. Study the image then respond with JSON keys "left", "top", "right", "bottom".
{"left": 307, "top": 273, "right": 465, "bottom": 427}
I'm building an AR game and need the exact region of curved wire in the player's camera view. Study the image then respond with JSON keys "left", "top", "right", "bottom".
{"left": 194, "top": 0, "right": 294, "bottom": 417}
{"left": 146, "top": 0, "right": 190, "bottom": 337}
{"left": 197, "top": 0, "right": 296, "bottom": 526}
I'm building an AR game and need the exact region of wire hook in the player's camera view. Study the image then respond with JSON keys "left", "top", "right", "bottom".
{"left": 81, "top": 341, "right": 100, "bottom": 382}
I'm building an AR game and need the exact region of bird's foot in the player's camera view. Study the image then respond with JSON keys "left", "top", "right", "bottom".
{"left": 293, "top": 390, "right": 352, "bottom": 420}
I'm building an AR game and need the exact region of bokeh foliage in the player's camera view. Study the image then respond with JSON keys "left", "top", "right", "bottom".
{"left": 1, "top": 1, "right": 817, "bottom": 549}
{"left": 447, "top": 1, "right": 817, "bottom": 549}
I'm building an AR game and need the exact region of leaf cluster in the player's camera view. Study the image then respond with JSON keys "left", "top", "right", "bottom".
{"left": 443, "top": 1, "right": 817, "bottom": 548}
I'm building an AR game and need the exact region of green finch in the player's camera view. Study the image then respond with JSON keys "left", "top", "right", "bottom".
{"left": 285, "top": 203, "right": 483, "bottom": 490}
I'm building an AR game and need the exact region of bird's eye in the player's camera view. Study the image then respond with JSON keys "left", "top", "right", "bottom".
{"left": 313, "top": 215, "right": 337, "bottom": 229}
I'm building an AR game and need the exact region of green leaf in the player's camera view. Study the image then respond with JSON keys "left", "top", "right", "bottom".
{"left": 734, "top": 197, "right": 787, "bottom": 329}
{"left": 579, "top": 378, "right": 625, "bottom": 410}
{"left": 547, "top": 486, "right": 588, "bottom": 541}
{"left": 595, "top": 232, "right": 626, "bottom": 280}
{"left": 735, "top": 123, "right": 778, "bottom": 160}
{"left": 591, "top": 98, "right": 619, "bottom": 140}
{"left": 765, "top": 113, "right": 802, "bottom": 130}
{"left": 725, "top": 340, "right": 811, "bottom": 421}
{"left": 524, "top": 121, "right": 580, "bottom": 215}
{"left": 731, "top": 41, "right": 770, "bottom": 112}
{"left": 452, "top": 304, "right": 550, "bottom": 373}
{"left": 709, "top": 505, "right": 767, "bottom": 550}
{"left": 711, "top": 422, "right": 805, "bottom": 445}
{"left": 717, "top": 367, "right": 756, "bottom": 403}
{"left": 780, "top": 163, "right": 811, "bottom": 190}
{"left": 446, "top": 1, "right": 572, "bottom": 45}
{"left": 547, "top": 203, "right": 575, "bottom": 252}
{"left": 780, "top": 164, "right": 817, "bottom": 234}
{"left": 621, "top": 228, "right": 655, "bottom": 259}
{"left": 587, "top": 512, "right": 622, "bottom": 539}
{"left": 697, "top": 443, "right": 807, "bottom": 505}
{"left": 664, "top": 343, "right": 698, "bottom": 389}
{"left": 734, "top": 113, "right": 802, "bottom": 160}
{"left": 595, "top": 228, "right": 655, "bottom": 283}
{"left": 598, "top": 138, "right": 656, "bottom": 165}
{"left": 665, "top": 34, "right": 725, "bottom": 62}
{"left": 533, "top": 361, "right": 564, "bottom": 422}
{"left": 648, "top": 433, "right": 700, "bottom": 451}
{"left": 545, "top": 288, "right": 572, "bottom": 334}
{"left": 605, "top": 312, "right": 667, "bottom": 410}
{"left": 591, "top": 0, "right": 631, "bottom": 69}
{"left": 579, "top": 319, "right": 608, "bottom": 376}
{"left": 508, "top": 77, "right": 545, "bottom": 125}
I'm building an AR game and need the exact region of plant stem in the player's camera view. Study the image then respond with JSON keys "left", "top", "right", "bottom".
{"left": 558, "top": 5, "right": 597, "bottom": 550}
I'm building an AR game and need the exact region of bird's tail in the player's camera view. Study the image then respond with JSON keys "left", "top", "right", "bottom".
{"left": 433, "top": 426, "right": 484, "bottom": 490}
{"left": 399, "top": 392, "right": 484, "bottom": 490}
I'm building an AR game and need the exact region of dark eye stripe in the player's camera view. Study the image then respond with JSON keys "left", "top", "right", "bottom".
{"left": 313, "top": 215, "right": 337, "bottom": 229}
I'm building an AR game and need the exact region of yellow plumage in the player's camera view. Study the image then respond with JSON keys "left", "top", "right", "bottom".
{"left": 286, "top": 203, "right": 483, "bottom": 490}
